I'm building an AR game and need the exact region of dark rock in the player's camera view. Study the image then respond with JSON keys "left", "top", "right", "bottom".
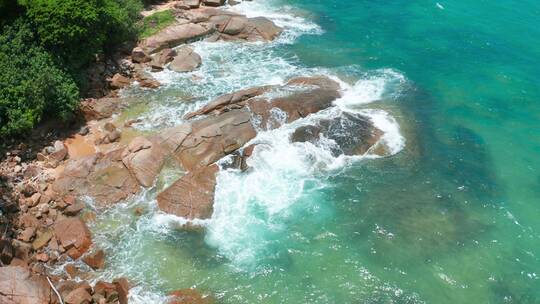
{"left": 131, "top": 47, "right": 151, "bottom": 63}
{"left": 0, "top": 239, "right": 14, "bottom": 265}
{"left": 113, "top": 277, "right": 129, "bottom": 304}
{"left": 291, "top": 112, "right": 383, "bottom": 156}
{"left": 202, "top": 0, "right": 224, "bottom": 7}
{"left": 64, "top": 202, "right": 85, "bottom": 216}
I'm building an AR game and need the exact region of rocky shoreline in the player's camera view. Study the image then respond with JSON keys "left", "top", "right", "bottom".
{"left": 0, "top": 1, "right": 387, "bottom": 303}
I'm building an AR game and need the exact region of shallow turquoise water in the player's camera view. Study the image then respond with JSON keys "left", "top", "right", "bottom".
{"left": 90, "top": 1, "right": 540, "bottom": 303}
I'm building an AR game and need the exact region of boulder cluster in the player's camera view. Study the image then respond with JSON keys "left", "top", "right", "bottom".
{"left": 0, "top": 0, "right": 386, "bottom": 303}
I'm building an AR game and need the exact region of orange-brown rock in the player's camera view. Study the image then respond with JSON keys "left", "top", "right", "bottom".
{"left": 175, "top": 109, "right": 256, "bottom": 171}
{"left": 0, "top": 266, "right": 53, "bottom": 304}
{"left": 122, "top": 136, "right": 166, "bottom": 187}
{"left": 157, "top": 164, "right": 218, "bottom": 219}
{"left": 168, "top": 288, "right": 214, "bottom": 304}
{"left": 113, "top": 277, "right": 129, "bottom": 304}
{"left": 142, "top": 22, "right": 214, "bottom": 54}
{"left": 52, "top": 149, "right": 140, "bottom": 207}
{"left": 82, "top": 249, "right": 105, "bottom": 270}
{"left": 54, "top": 217, "right": 92, "bottom": 260}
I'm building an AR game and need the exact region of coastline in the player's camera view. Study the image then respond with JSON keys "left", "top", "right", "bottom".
{"left": 0, "top": 1, "right": 406, "bottom": 303}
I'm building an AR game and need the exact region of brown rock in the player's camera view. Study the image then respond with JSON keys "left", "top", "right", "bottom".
{"left": 52, "top": 150, "right": 140, "bottom": 207}
{"left": 169, "top": 46, "right": 202, "bottom": 72}
{"left": 122, "top": 136, "right": 166, "bottom": 187}
{"left": 184, "top": 0, "right": 200, "bottom": 8}
{"left": 207, "top": 14, "right": 282, "bottom": 42}
{"left": 79, "top": 98, "right": 123, "bottom": 121}
{"left": 19, "top": 213, "right": 40, "bottom": 229}
{"left": 19, "top": 227, "right": 35, "bottom": 242}
{"left": 291, "top": 112, "right": 383, "bottom": 156}
{"left": 49, "top": 140, "right": 68, "bottom": 162}
{"left": 142, "top": 22, "right": 214, "bottom": 54}
{"left": 157, "top": 164, "right": 218, "bottom": 219}
{"left": 150, "top": 48, "right": 177, "bottom": 71}
{"left": 168, "top": 288, "right": 214, "bottom": 304}
{"left": 175, "top": 109, "right": 256, "bottom": 171}
{"left": 64, "top": 202, "right": 85, "bottom": 216}
{"left": 113, "top": 277, "right": 130, "bottom": 304}
{"left": 184, "top": 85, "right": 272, "bottom": 119}
{"left": 32, "top": 229, "right": 53, "bottom": 250}
{"left": 65, "top": 286, "right": 92, "bottom": 304}
{"left": 28, "top": 193, "right": 41, "bottom": 207}
{"left": 12, "top": 240, "right": 32, "bottom": 262}
{"left": 131, "top": 46, "right": 151, "bottom": 63}
{"left": 94, "top": 281, "right": 118, "bottom": 302}
{"left": 110, "top": 73, "right": 131, "bottom": 89}
{"left": 0, "top": 266, "right": 53, "bottom": 304}
{"left": 157, "top": 124, "right": 192, "bottom": 154}
{"left": 82, "top": 249, "right": 105, "bottom": 269}
{"left": 35, "top": 252, "right": 49, "bottom": 262}
{"left": 54, "top": 217, "right": 92, "bottom": 260}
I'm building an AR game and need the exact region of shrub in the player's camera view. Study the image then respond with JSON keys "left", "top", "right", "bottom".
{"left": 0, "top": 20, "right": 79, "bottom": 137}
{"left": 19, "top": 0, "right": 143, "bottom": 70}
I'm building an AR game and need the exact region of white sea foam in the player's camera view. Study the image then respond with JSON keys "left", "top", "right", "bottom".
{"left": 94, "top": 0, "right": 410, "bottom": 300}
{"left": 206, "top": 74, "right": 406, "bottom": 268}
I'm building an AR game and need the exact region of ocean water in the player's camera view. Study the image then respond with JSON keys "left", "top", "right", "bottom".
{"left": 88, "top": 0, "right": 540, "bottom": 303}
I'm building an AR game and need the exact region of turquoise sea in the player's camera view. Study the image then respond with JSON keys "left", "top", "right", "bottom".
{"left": 89, "top": 0, "right": 540, "bottom": 303}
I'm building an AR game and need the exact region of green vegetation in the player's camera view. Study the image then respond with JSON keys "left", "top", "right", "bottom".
{"left": 139, "top": 9, "right": 175, "bottom": 38}
{"left": 0, "top": 0, "right": 147, "bottom": 138}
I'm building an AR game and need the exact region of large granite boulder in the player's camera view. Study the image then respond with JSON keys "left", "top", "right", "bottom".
{"left": 54, "top": 217, "right": 93, "bottom": 259}
{"left": 0, "top": 266, "right": 53, "bottom": 304}
{"left": 175, "top": 109, "right": 257, "bottom": 171}
{"left": 169, "top": 46, "right": 202, "bottom": 72}
{"left": 207, "top": 15, "right": 282, "bottom": 42}
{"left": 52, "top": 149, "right": 140, "bottom": 207}
{"left": 141, "top": 22, "right": 214, "bottom": 54}
{"left": 157, "top": 164, "right": 218, "bottom": 219}
{"left": 122, "top": 136, "right": 166, "bottom": 188}
{"left": 156, "top": 76, "right": 343, "bottom": 220}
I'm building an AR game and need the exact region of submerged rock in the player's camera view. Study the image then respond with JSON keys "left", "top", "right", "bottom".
{"left": 291, "top": 112, "right": 384, "bottom": 156}
{"left": 168, "top": 288, "right": 214, "bottom": 304}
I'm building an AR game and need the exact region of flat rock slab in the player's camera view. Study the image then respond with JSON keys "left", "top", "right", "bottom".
{"left": 53, "top": 149, "right": 141, "bottom": 207}
{"left": 142, "top": 22, "right": 214, "bottom": 54}
{"left": 0, "top": 266, "right": 53, "bottom": 304}
{"left": 54, "top": 217, "right": 93, "bottom": 259}
{"left": 157, "top": 164, "right": 219, "bottom": 219}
